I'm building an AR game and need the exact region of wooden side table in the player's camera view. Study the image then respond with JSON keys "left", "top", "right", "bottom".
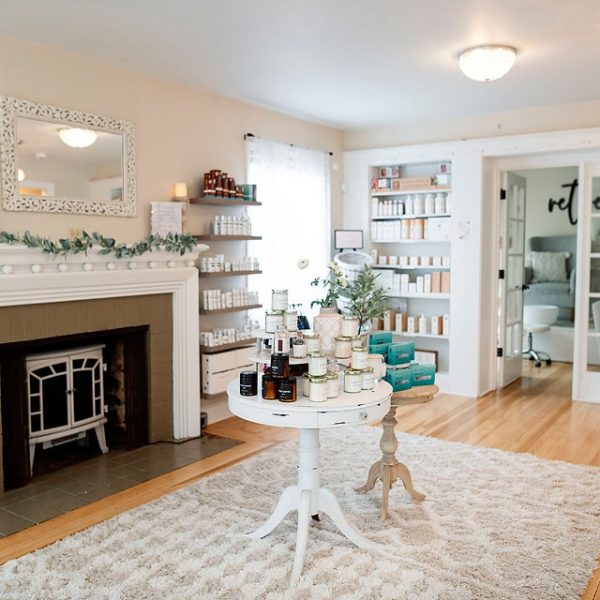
{"left": 357, "top": 384, "right": 438, "bottom": 519}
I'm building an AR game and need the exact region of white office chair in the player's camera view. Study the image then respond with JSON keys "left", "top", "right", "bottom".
{"left": 522, "top": 305, "right": 559, "bottom": 367}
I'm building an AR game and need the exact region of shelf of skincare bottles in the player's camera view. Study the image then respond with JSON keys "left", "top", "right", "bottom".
{"left": 385, "top": 310, "right": 450, "bottom": 338}
{"left": 200, "top": 325, "right": 256, "bottom": 348}
{"left": 199, "top": 255, "right": 260, "bottom": 273}
{"left": 211, "top": 215, "right": 252, "bottom": 236}
{"left": 371, "top": 191, "right": 451, "bottom": 219}
{"left": 202, "top": 288, "right": 260, "bottom": 311}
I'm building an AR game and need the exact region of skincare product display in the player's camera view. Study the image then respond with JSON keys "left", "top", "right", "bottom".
{"left": 201, "top": 169, "right": 256, "bottom": 201}
{"left": 200, "top": 326, "right": 255, "bottom": 348}
{"left": 371, "top": 217, "right": 452, "bottom": 242}
{"left": 371, "top": 174, "right": 451, "bottom": 193}
{"left": 210, "top": 215, "right": 253, "bottom": 236}
{"left": 375, "top": 270, "right": 450, "bottom": 295}
{"left": 202, "top": 288, "right": 259, "bottom": 311}
{"left": 376, "top": 254, "right": 450, "bottom": 268}
{"left": 371, "top": 192, "right": 450, "bottom": 218}
{"left": 199, "top": 255, "right": 260, "bottom": 273}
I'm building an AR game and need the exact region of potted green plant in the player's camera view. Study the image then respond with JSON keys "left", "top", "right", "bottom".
{"left": 339, "top": 265, "right": 388, "bottom": 335}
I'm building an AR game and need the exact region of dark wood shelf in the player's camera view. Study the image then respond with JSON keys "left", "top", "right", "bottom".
{"left": 199, "top": 270, "right": 262, "bottom": 278}
{"left": 189, "top": 197, "right": 262, "bottom": 207}
{"left": 199, "top": 304, "right": 262, "bottom": 315}
{"left": 200, "top": 340, "right": 256, "bottom": 354}
{"left": 193, "top": 235, "right": 262, "bottom": 241}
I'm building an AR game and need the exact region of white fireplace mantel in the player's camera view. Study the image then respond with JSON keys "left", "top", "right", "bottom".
{"left": 0, "top": 243, "right": 208, "bottom": 439}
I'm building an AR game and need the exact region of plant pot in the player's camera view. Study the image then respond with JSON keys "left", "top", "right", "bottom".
{"left": 313, "top": 307, "right": 342, "bottom": 356}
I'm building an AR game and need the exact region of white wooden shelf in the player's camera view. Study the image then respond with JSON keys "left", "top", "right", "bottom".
{"left": 373, "top": 239, "right": 450, "bottom": 244}
{"left": 371, "top": 213, "right": 451, "bottom": 221}
{"left": 371, "top": 188, "right": 451, "bottom": 197}
{"left": 393, "top": 332, "right": 449, "bottom": 340}
{"left": 384, "top": 292, "right": 450, "bottom": 299}
{"left": 373, "top": 264, "right": 450, "bottom": 270}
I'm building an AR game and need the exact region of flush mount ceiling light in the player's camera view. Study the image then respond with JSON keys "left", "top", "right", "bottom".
{"left": 58, "top": 127, "right": 98, "bottom": 148}
{"left": 17, "top": 168, "right": 25, "bottom": 182}
{"left": 458, "top": 45, "right": 517, "bottom": 82}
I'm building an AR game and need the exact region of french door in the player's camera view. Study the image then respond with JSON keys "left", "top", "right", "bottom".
{"left": 496, "top": 172, "right": 527, "bottom": 388}
{"left": 573, "top": 162, "right": 600, "bottom": 402}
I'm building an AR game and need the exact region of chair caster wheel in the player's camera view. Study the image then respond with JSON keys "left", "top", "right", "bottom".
{"left": 546, "top": 359, "right": 552, "bottom": 366}
{"left": 529, "top": 356, "right": 535, "bottom": 361}
{"left": 535, "top": 361, "right": 541, "bottom": 368}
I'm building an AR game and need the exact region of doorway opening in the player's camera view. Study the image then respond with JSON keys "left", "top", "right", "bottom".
{"left": 496, "top": 165, "right": 582, "bottom": 392}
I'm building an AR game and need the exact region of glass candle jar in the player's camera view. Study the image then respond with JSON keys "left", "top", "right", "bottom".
{"left": 302, "top": 373, "right": 310, "bottom": 397}
{"left": 261, "top": 374, "right": 277, "bottom": 400}
{"left": 351, "top": 346, "right": 368, "bottom": 370}
{"left": 344, "top": 368, "right": 362, "bottom": 393}
{"left": 292, "top": 338, "right": 307, "bottom": 358}
{"left": 327, "top": 373, "right": 340, "bottom": 398}
{"left": 284, "top": 309, "right": 297, "bottom": 332}
{"left": 271, "top": 289, "right": 288, "bottom": 311}
{"left": 308, "top": 351, "right": 327, "bottom": 376}
{"left": 265, "top": 310, "right": 284, "bottom": 333}
{"left": 367, "top": 354, "right": 386, "bottom": 380}
{"left": 334, "top": 336, "right": 353, "bottom": 359}
{"left": 302, "top": 331, "right": 321, "bottom": 354}
{"left": 277, "top": 378, "right": 297, "bottom": 402}
{"left": 308, "top": 375, "right": 328, "bottom": 402}
{"left": 270, "top": 352, "right": 289, "bottom": 379}
{"left": 273, "top": 325, "right": 290, "bottom": 354}
{"left": 341, "top": 315, "right": 359, "bottom": 337}
{"left": 361, "top": 367, "right": 375, "bottom": 390}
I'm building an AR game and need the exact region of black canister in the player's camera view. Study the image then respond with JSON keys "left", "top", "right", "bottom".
{"left": 277, "top": 378, "right": 297, "bottom": 402}
{"left": 270, "top": 352, "right": 290, "bottom": 379}
{"left": 239, "top": 370, "right": 258, "bottom": 396}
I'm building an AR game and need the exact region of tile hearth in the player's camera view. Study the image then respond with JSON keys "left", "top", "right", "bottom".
{"left": 0, "top": 434, "right": 239, "bottom": 537}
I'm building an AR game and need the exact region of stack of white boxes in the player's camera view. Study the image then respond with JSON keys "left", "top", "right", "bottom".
{"left": 202, "top": 346, "right": 254, "bottom": 396}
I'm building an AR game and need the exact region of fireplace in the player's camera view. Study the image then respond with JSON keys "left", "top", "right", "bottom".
{"left": 0, "top": 243, "right": 203, "bottom": 493}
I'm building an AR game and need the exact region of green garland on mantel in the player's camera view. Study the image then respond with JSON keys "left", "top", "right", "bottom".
{"left": 0, "top": 230, "right": 198, "bottom": 259}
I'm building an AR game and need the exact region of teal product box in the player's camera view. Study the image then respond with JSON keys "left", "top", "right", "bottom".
{"left": 411, "top": 363, "right": 436, "bottom": 386}
{"left": 385, "top": 367, "right": 413, "bottom": 392}
{"left": 369, "top": 342, "right": 391, "bottom": 356}
{"left": 387, "top": 341, "right": 415, "bottom": 366}
{"left": 369, "top": 331, "right": 393, "bottom": 345}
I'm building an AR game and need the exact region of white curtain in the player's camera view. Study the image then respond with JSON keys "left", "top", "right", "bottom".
{"left": 246, "top": 136, "right": 331, "bottom": 322}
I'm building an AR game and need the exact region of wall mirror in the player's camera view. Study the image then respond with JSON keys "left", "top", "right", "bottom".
{"left": 0, "top": 96, "right": 136, "bottom": 216}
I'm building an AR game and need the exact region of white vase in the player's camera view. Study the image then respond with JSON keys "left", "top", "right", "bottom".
{"left": 313, "top": 307, "right": 342, "bottom": 357}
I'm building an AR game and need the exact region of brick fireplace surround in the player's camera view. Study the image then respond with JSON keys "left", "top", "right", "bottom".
{"left": 0, "top": 244, "right": 205, "bottom": 493}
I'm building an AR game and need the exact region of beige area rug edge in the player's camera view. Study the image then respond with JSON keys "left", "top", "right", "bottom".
{"left": 0, "top": 427, "right": 599, "bottom": 600}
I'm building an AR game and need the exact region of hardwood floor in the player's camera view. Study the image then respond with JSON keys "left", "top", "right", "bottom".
{"left": 0, "top": 361, "right": 598, "bottom": 598}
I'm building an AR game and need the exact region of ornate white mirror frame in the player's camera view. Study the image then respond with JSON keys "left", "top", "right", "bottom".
{"left": 0, "top": 96, "right": 136, "bottom": 217}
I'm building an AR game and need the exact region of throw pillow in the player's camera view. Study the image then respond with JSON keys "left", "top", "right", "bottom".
{"left": 530, "top": 251, "right": 568, "bottom": 282}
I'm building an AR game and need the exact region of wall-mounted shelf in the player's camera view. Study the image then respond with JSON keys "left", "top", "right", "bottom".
{"left": 374, "top": 265, "right": 450, "bottom": 271}
{"left": 372, "top": 239, "right": 450, "bottom": 244}
{"left": 393, "top": 332, "right": 449, "bottom": 340}
{"left": 371, "top": 187, "right": 450, "bottom": 197}
{"left": 372, "top": 213, "right": 451, "bottom": 221}
{"left": 199, "top": 270, "right": 262, "bottom": 278}
{"left": 200, "top": 340, "right": 256, "bottom": 354}
{"left": 200, "top": 304, "right": 262, "bottom": 315}
{"left": 385, "top": 292, "right": 450, "bottom": 299}
{"left": 193, "top": 235, "right": 262, "bottom": 241}
{"left": 189, "top": 197, "right": 262, "bottom": 207}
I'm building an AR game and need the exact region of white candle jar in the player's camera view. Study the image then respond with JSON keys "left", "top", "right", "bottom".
{"left": 308, "top": 351, "right": 327, "bottom": 376}
{"left": 271, "top": 289, "right": 288, "bottom": 311}
{"left": 302, "top": 331, "right": 321, "bottom": 354}
{"left": 284, "top": 309, "right": 297, "bottom": 331}
{"left": 351, "top": 346, "right": 368, "bottom": 370}
{"left": 341, "top": 315, "right": 359, "bottom": 337}
{"left": 334, "top": 336, "right": 353, "bottom": 359}
{"left": 292, "top": 338, "right": 307, "bottom": 358}
{"left": 265, "top": 310, "right": 284, "bottom": 333}
{"left": 327, "top": 373, "right": 340, "bottom": 398}
{"left": 309, "top": 375, "right": 328, "bottom": 402}
{"left": 361, "top": 367, "right": 375, "bottom": 390}
{"left": 367, "top": 354, "right": 386, "bottom": 380}
{"left": 344, "top": 368, "right": 362, "bottom": 393}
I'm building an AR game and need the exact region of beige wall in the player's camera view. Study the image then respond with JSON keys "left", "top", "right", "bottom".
{"left": 0, "top": 36, "right": 344, "bottom": 241}
{"left": 344, "top": 98, "right": 600, "bottom": 150}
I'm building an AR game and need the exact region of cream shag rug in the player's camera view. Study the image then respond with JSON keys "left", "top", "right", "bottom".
{"left": 1, "top": 427, "right": 599, "bottom": 600}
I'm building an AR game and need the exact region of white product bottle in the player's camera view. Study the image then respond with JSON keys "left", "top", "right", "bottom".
{"left": 418, "top": 314, "right": 428, "bottom": 334}
{"left": 414, "top": 194, "right": 425, "bottom": 215}
{"left": 425, "top": 193, "right": 435, "bottom": 215}
{"left": 445, "top": 192, "right": 452, "bottom": 214}
{"left": 435, "top": 193, "right": 446, "bottom": 214}
{"left": 404, "top": 195, "right": 414, "bottom": 215}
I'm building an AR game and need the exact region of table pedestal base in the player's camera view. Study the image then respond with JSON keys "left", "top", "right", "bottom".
{"left": 248, "top": 428, "right": 377, "bottom": 585}
{"left": 357, "top": 403, "right": 425, "bottom": 518}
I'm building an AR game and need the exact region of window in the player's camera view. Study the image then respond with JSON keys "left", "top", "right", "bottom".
{"left": 246, "top": 137, "right": 331, "bottom": 320}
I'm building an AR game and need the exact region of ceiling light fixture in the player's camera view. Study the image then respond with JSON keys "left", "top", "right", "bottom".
{"left": 58, "top": 127, "right": 98, "bottom": 148}
{"left": 17, "top": 168, "right": 25, "bottom": 182}
{"left": 458, "top": 45, "right": 517, "bottom": 82}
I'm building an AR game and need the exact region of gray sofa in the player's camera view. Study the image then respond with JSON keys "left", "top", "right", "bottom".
{"left": 524, "top": 235, "right": 576, "bottom": 321}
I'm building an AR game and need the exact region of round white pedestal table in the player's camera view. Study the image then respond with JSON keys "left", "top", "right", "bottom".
{"left": 227, "top": 377, "right": 392, "bottom": 585}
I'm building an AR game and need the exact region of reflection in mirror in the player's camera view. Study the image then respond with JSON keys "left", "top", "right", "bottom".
{"left": 0, "top": 95, "right": 135, "bottom": 216}
{"left": 16, "top": 117, "right": 123, "bottom": 202}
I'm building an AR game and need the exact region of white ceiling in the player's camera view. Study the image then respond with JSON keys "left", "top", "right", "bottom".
{"left": 1, "top": 0, "right": 600, "bottom": 129}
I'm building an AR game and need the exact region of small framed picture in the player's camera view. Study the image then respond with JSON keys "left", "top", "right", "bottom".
{"left": 415, "top": 349, "right": 438, "bottom": 370}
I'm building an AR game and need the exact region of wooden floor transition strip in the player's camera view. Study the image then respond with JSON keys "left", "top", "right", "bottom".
{"left": 0, "top": 439, "right": 272, "bottom": 565}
